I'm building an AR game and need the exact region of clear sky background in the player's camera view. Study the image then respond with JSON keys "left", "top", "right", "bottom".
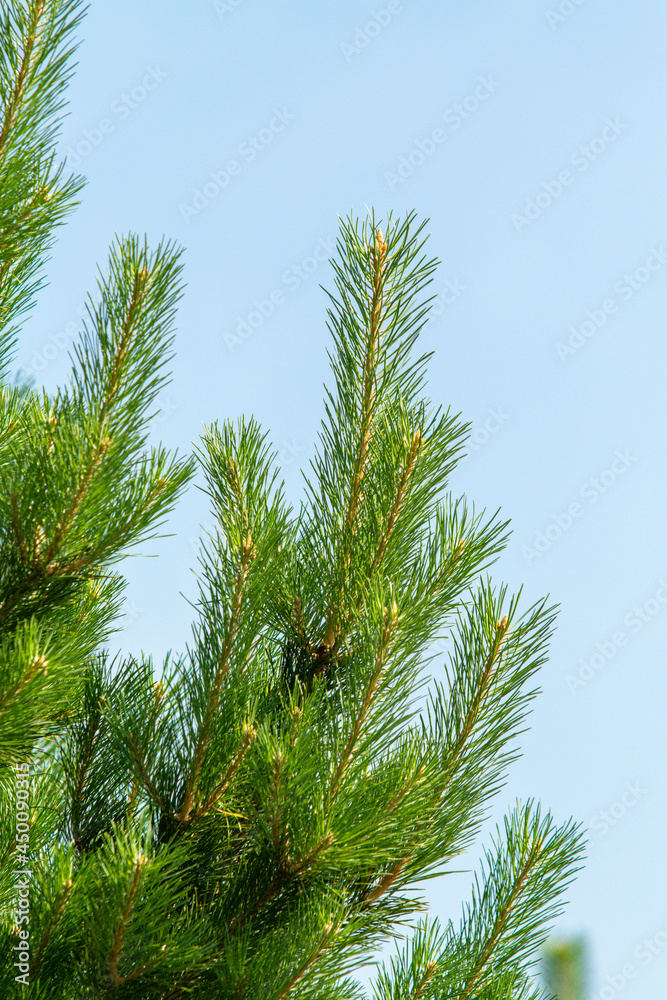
{"left": 12, "top": 1, "right": 667, "bottom": 995}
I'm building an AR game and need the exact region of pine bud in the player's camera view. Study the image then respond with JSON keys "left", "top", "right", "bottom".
{"left": 242, "top": 722, "right": 257, "bottom": 741}
{"left": 32, "top": 654, "right": 48, "bottom": 675}
{"left": 375, "top": 228, "right": 388, "bottom": 261}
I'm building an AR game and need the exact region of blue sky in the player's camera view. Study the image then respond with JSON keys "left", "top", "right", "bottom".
{"left": 13, "top": 1, "right": 667, "bottom": 995}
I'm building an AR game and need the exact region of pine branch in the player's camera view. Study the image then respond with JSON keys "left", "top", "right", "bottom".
{"left": 196, "top": 722, "right": 257, "bottom": 819}
{"left": 0, "top": 0, "right": 47, "bottom": 158}
{"left": 447, "top": 612, "right": 510, "bottom": 766}
{"left": 350, "top": 592, "right": 550, "bottom": 913}
{"left": 274, "top": 920, "right": 337, "bottom": 1000}
{"left": 297, "top": 211, "right": 440, "bottom": 664}
{"left": 31, "top": 876, "right": 73, "bottom": 978}
{"left": 438, "top": 804, "right": 584, "bottom": 997}
{"left": 174, "top": 499, "right": 254, "bottom": 825}
{"left": 340, "top": 227, "right": 386, "bottom": 553}
{"left": 26, "top": 261, "right": 159, "bottom": 573}
{"left": 106, "top": 853, "right": 146, "bottom": 987}
{"left": 328, "top": 601, "right": 399, "bottom": 803}
{"left": 0, "top": 0, "right": 86, "bottom": 367}
{"left": 459, "top": 838, "right": 543, "bottom": 1000}
{"left": 315, "top": 226, "right": 388, "bottom": 660}
{"left": 0, "top": 88, "right": 585, "bottom": 992}
{"left": 69, "top": 709, "right": 103, "bottom": 846}
{"left": 126, "top": 733, "right": 167, "bottom": 813}
{"left": 369, "top": 428, "right": 422, "bottom": 575}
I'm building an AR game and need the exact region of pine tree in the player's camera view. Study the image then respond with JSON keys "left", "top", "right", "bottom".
{"left": 0, "top": 2, "right": 585, "bottom": 997}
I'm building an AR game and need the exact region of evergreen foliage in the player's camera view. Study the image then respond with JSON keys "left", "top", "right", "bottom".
{"left": 0, "top": 2, "right": 584, "bottom": 996}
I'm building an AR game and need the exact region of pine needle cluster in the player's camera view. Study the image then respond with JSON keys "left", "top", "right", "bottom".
{"left": 0, "top": 3, "right": 584, "bottom": 997}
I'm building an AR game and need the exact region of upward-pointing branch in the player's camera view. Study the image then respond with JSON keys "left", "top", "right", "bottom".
{"left": 323, "top": 227, "right": 388, "bottom": 650}
{"left": 0, "top": 0, "right": 46, "bottom": 161}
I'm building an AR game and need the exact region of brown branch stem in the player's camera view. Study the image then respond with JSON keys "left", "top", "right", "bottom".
{"left": 0, "top": 1, "right": 46, "bottom": 160}
{"left": 328, "top": 607, "right": 396, "bottom": 805}
{"left": 274, "top": 921, "right": 336, "bottom": 1000}
{"left": 107, "top": 856, "right": 146, "bottom": 987}
{"left": 175, "top": 465, "right": 252, "bottom": 825}
{"left": 459, "top": 838, "right": 543, "bottom": 1000}
{"left": 370, "top": 429, "right": 421, "bottom": 575}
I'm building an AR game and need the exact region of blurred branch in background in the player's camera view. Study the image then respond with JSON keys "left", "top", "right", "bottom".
{"left": 541, "top": 937, "right": 588, "bottom": 1000}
